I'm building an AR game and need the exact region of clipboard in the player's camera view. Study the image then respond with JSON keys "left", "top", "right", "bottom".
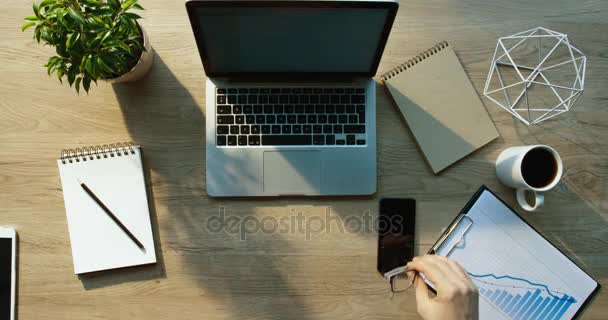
{"left": 428, "top": 185, "right": 600, "bottom": 320}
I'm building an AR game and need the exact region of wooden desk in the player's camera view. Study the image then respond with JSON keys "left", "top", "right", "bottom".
{"left": 1, "top": 0, "right": 607, "bottom": 319}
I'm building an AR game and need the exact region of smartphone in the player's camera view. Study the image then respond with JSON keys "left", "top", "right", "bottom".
{"left": 377, "top": 199, "right": 415, "bottom": 275}
{"left": 0, "top": 228, "right": 16, "bottom": 320}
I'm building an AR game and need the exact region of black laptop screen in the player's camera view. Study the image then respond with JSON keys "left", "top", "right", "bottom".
{"left": 188, "top": 3, "right": 395, "bottom": 76}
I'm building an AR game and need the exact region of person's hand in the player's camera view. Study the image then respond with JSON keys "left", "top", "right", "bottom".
{"left": 406, "top": 255, "right": 479, "bottom": 320}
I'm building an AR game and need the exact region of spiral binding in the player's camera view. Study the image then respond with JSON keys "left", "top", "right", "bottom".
{"left": 60, "top": 142, "right": 136, "bottom": 164}
{"left": 381, "top": 41, "right": 449, "bottom": 81}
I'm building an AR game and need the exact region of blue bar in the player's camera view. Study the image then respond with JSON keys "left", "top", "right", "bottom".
{"left": 491, "top": 290, "right": 501, "bottom": 302}
{"left": 485, "top": 290, "right": 493, "bottom": 299}
{"left": 550, "top": 296, "right": 574, "bottom": 320}
{"left": 545, "top": 295, "right": 569, "bottom": 320}
{"left": 516, "top": 289, "right": 541, "bottom": 319}
{"left": 539, "top": 296, "right": 560, "bottom": 320}
{"left": 500, "top": 294, "right": 514, "bottom": 310}
{"left": 509, "top": 291, "right": 532, "bottom": 317}
{"left": 479, "top": 288, "right": 485, "bottom": 295}
{"left": 530, "top": 297, "right": 552, "bottom": 320}
{"left": 496, "top": 291, "right": 508, "bottom": 305}
{"left": 506, "top": 294, "right": 522, "bottom": 314}
{"left": 523, "top": 296, "right": 543, "bottom": 320}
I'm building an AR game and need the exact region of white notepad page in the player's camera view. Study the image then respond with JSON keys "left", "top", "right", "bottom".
{"left": 436, "top": 190, "right": 597, "bottom": 320}
{"left": 57, "top": 146, "right": 156, "bottom": 274}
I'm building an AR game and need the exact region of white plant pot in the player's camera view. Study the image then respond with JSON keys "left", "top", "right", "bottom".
{"left": 106, "top": 24, "right": 153, "bottom": 84}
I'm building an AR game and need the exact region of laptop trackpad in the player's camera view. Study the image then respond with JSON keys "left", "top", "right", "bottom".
{"left": 263, "top": 151, "right": 321, "bottom": 195}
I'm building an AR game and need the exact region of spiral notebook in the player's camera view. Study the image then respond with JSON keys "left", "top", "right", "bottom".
{"left": 382, "top": 41, "right": 499, "bottom": 173}
{"left": 57, "top": 143, "right": 156, "bottom": 274}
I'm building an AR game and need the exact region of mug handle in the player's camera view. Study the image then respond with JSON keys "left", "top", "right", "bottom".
{"left": 516, "top": 188, "right": 544, "bottom": 212}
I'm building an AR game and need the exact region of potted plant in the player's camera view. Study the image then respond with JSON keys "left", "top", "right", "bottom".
{"left": 22, "top": 0, "right": 153, "bottom": 94}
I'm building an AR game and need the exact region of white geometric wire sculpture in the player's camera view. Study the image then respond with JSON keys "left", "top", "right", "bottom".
{"left": 483, "top": 27, "right": 586, "bottom": 125}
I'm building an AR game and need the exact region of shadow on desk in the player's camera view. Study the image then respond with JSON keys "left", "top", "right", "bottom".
{"left": 111, "top": 52, "right": 314, "bottom": 320}
{"left": 106, "top": 51, "right": 605, "bottom": 318}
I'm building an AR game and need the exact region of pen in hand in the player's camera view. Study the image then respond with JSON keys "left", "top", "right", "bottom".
{"left": 80, "top": 182, "right": 145, "bottom": 250}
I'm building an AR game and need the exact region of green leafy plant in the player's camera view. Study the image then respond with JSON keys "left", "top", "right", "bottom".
{"left": 22, "top": 0, "right": 145, "bottom": 94}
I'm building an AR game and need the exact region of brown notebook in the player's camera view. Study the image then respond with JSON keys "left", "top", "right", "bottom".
{"left": 382, "top": 41, "right": 499, "bottom": 173}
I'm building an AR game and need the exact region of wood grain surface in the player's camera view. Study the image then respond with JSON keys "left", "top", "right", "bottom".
{"left": 1, "top": 0, "right": 607, "bottom": 319}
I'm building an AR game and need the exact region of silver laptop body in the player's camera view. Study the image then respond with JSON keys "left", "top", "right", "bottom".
{"left": 186, "top": 0, "right": 399, "bottom": 196}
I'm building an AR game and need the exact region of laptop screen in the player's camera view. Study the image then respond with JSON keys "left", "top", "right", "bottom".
{"left": 187, "top": 1, "right": 398, "bottom": 76}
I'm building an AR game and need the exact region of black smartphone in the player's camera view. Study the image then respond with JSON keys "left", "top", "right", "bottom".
{"left": 377, "top": 198, "right": 416, "bottom": 275}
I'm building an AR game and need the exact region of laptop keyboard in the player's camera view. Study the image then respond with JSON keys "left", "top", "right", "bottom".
{"left": 215, "top": 87, "right": 367, "bottom": 147}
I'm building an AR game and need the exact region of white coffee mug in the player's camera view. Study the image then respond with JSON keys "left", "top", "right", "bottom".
{"left": 495, "top": 145, "right": 563, "bottom": 211}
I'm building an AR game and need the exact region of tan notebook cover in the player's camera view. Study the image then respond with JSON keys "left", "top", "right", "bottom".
{"left": 382, "top": 41, "right": 499, "bottom": 173}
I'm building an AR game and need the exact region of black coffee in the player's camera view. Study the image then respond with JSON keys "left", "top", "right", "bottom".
{"left": 521, "top": 148, "right": 558, "bottom": 188}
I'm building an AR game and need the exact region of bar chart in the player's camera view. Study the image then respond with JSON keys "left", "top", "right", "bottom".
{"left": 472, "top": 273, "right": 576, "bottom": 320}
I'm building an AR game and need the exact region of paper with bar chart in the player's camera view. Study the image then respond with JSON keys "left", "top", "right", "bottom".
{"left": 435, "top": 190, "right": 597, "bottom": 320}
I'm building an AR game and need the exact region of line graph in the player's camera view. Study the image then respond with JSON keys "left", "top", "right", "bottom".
{"left": 469, "top": 272, "right": 577, "bottom": 320}
{"left": 468, "top": 272, "right": 574, "bottom": 301}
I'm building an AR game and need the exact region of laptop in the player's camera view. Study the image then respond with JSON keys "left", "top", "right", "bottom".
{"left": 186, "top": 0, "right": 399, "bottom": 196}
